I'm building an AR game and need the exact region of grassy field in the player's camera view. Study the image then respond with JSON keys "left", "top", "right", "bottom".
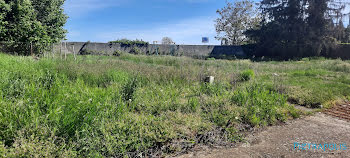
{"left": 0, "top": 53, "right": 349, "bottom": 157}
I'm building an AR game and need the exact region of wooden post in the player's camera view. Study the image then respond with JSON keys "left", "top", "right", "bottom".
{"left": 51, "top": 43, "right": 54, "bottom": 58}
{"left": 30, "top": 42, "right": 33, "bottom": 57}
{"left": 73, "top": 44, "right": 76, "bottom": 61}
{"left": 60, "top": 42, "right": 62, "bottom": 59}
{"left": 47, "top": 44, "right": 49, "bottom": 58}
{"left": 64, "top": 42, "right": 67, "bottom": 60}
{"left": 50, "top": 44, "right": 55, "bottom": 58}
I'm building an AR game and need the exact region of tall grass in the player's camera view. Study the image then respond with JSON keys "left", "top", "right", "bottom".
{"left": 0, "top": 53, "right": 349, "bottom": 157}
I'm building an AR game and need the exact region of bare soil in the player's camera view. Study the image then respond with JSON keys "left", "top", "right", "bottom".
{"left": 176, "top": 113, "right": 350, "bottom": 158}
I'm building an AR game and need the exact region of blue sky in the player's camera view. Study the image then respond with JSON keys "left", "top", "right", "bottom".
{"left": 63, "top": 0, "right": 350, "bottom": 45}
{"left": 63, "top": 0, "right": 227, "bottom": 45}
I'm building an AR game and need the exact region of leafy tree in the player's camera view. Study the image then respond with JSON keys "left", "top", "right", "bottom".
{"left": 304, "top": 0, "right": 338, "bottom": 57}
{"left": 245, "top": 0, "right": 307, "bottom": 57}
{"left": 333, "top": 20, "right": 346, "bottom": 42}
{"left": 344, "top": 25, "right": 350, "bottom": 43}
{"left": 248, "top": 0, "right": 345, "bottom": 58}
{"left": 162, "top": 37, "right": 174, "bottom": 45}
{"left": 0, "top": 0, "right": 67, "bottom": 55}
{"left": 31, "top": 0, "right": 67, "bottom": 43}
{"left": 215, "top": 0, "right": 260, "bottom": 45}
{"left": 0, "top": 0, "right": 10, "bottom": 38}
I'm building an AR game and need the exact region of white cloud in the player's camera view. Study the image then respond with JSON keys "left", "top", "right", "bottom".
{"left": 64, "top": 0, "right": 124, "bottom": 18}
{"left": 96, "top": 16, "right": 220, "bottom": 45}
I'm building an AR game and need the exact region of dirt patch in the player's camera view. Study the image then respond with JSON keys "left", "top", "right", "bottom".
{"left": 176, "top": 113, "right": 350, "bottom": 158}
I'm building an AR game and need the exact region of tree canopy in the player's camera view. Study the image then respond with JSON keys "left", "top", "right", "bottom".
{"left": 248, "top": 0, "right": 347, "bottom": 58}
{"left": 162, "top": 37, "right": 175, "bottom": 45}
{"left": 217, "top": 0, "right": 348, "bottom": 59}
{"left": 0, "top": 0, "right": 67, "bottom": 55}
{"left": 215, "top": 0, "right": 260, "bottom": 45}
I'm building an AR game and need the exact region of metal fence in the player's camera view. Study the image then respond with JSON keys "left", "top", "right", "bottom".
{"left": 0, "top": 41, "right": 77, "bottom": 60}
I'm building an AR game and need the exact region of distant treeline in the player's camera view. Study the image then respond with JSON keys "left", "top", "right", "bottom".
{"left": 217, "top": 0, "right": 350, "bottom": 59}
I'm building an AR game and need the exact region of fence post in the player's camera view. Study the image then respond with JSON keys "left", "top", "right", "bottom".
{"left": 64, "top": 42, "right": 67, "bottom": 60}
{"left": 30, "top": 42, "right": 33, "bottom": 57}
{"left": 51, "top": 43, "right": 54, "bottom": 58}
{"left": 73, "top": 44, "right": 76, "bottom": 61}
{"left": 60, "top": 42, "right": 62, "bottom": 59}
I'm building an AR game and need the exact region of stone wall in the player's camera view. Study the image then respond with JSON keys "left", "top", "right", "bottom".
{"left": 55, "top": 42, "right": 247, "bottom": 58}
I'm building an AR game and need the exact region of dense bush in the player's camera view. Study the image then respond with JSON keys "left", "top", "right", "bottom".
{"left": 240, "top": 69, "right": 255, "bottom": 81}
{"left": 129, "top": 47, "right": 142, "bottom": 55}
{"left": 113, "top": 50, "right": 124, "bottom": 56}
{"left": 109, "top": 39, "right": 149, "bottom": 47}
{"left": 0, "top": 0, "right": 67, "bottom": 55}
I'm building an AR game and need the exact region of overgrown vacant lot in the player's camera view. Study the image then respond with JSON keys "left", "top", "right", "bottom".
{"left": 0, "top": 53, "right": 350, "bottom": 157}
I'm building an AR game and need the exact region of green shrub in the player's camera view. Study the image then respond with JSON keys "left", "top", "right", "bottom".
{"left": 231, "top": 84, "right": 290, "bottom": 127}
{"left": 109, "top": 39, "right": 149, "bottom": 47}
{"left": 122, "top": 77, "right": 140, "bottom": 101}
{"left": 113, "top": 50, "right": 124, "bottom": 56}
{"left": 240, "top": 69, "right": 255, "bottom": 81}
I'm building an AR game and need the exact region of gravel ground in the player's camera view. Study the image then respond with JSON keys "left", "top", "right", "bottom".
{"left": 176, "top": 113, "right": 350, "bottom": 158}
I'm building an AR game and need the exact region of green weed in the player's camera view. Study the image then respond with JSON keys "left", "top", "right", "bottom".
{"left": 240, "top": 69, "right": 255, "bottom": 81}
{"left": 0, "top": 53, "right": 347, "bottom": 157}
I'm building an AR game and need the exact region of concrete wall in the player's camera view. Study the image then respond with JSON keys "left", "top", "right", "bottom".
{"left": 55, "top": 42, "right": 247, "bottom": 58}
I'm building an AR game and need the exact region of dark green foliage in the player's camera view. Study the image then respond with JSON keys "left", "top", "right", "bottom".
{"left": 343, "top": 25, "right": 350, "bottom": 43}
{"left": 240, "top": 69, "right": 255, "bottom": 81}
{"left": 0, "top": 0, "right": 10, "bottom": 37}
{"left": 129, "top": 47, "right": 142, "bottom": 55}
{"left": 247, "top": 0, "right": 344, "bottom": 59}
{"left": 31, "top": 0, "right": 67, "bottom": 43}
{"left": 113, "top": 50, "right": 124, "bottom": 56}
{"left": 0, "top": 0, "right": 67, "bottom": 55}
{"left": 109, "top": 39, "right": 149, "bottom": 47}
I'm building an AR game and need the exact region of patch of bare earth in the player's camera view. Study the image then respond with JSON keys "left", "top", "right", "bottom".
{"left": 176, "top": 113, "right": 350, "bottom": 158}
